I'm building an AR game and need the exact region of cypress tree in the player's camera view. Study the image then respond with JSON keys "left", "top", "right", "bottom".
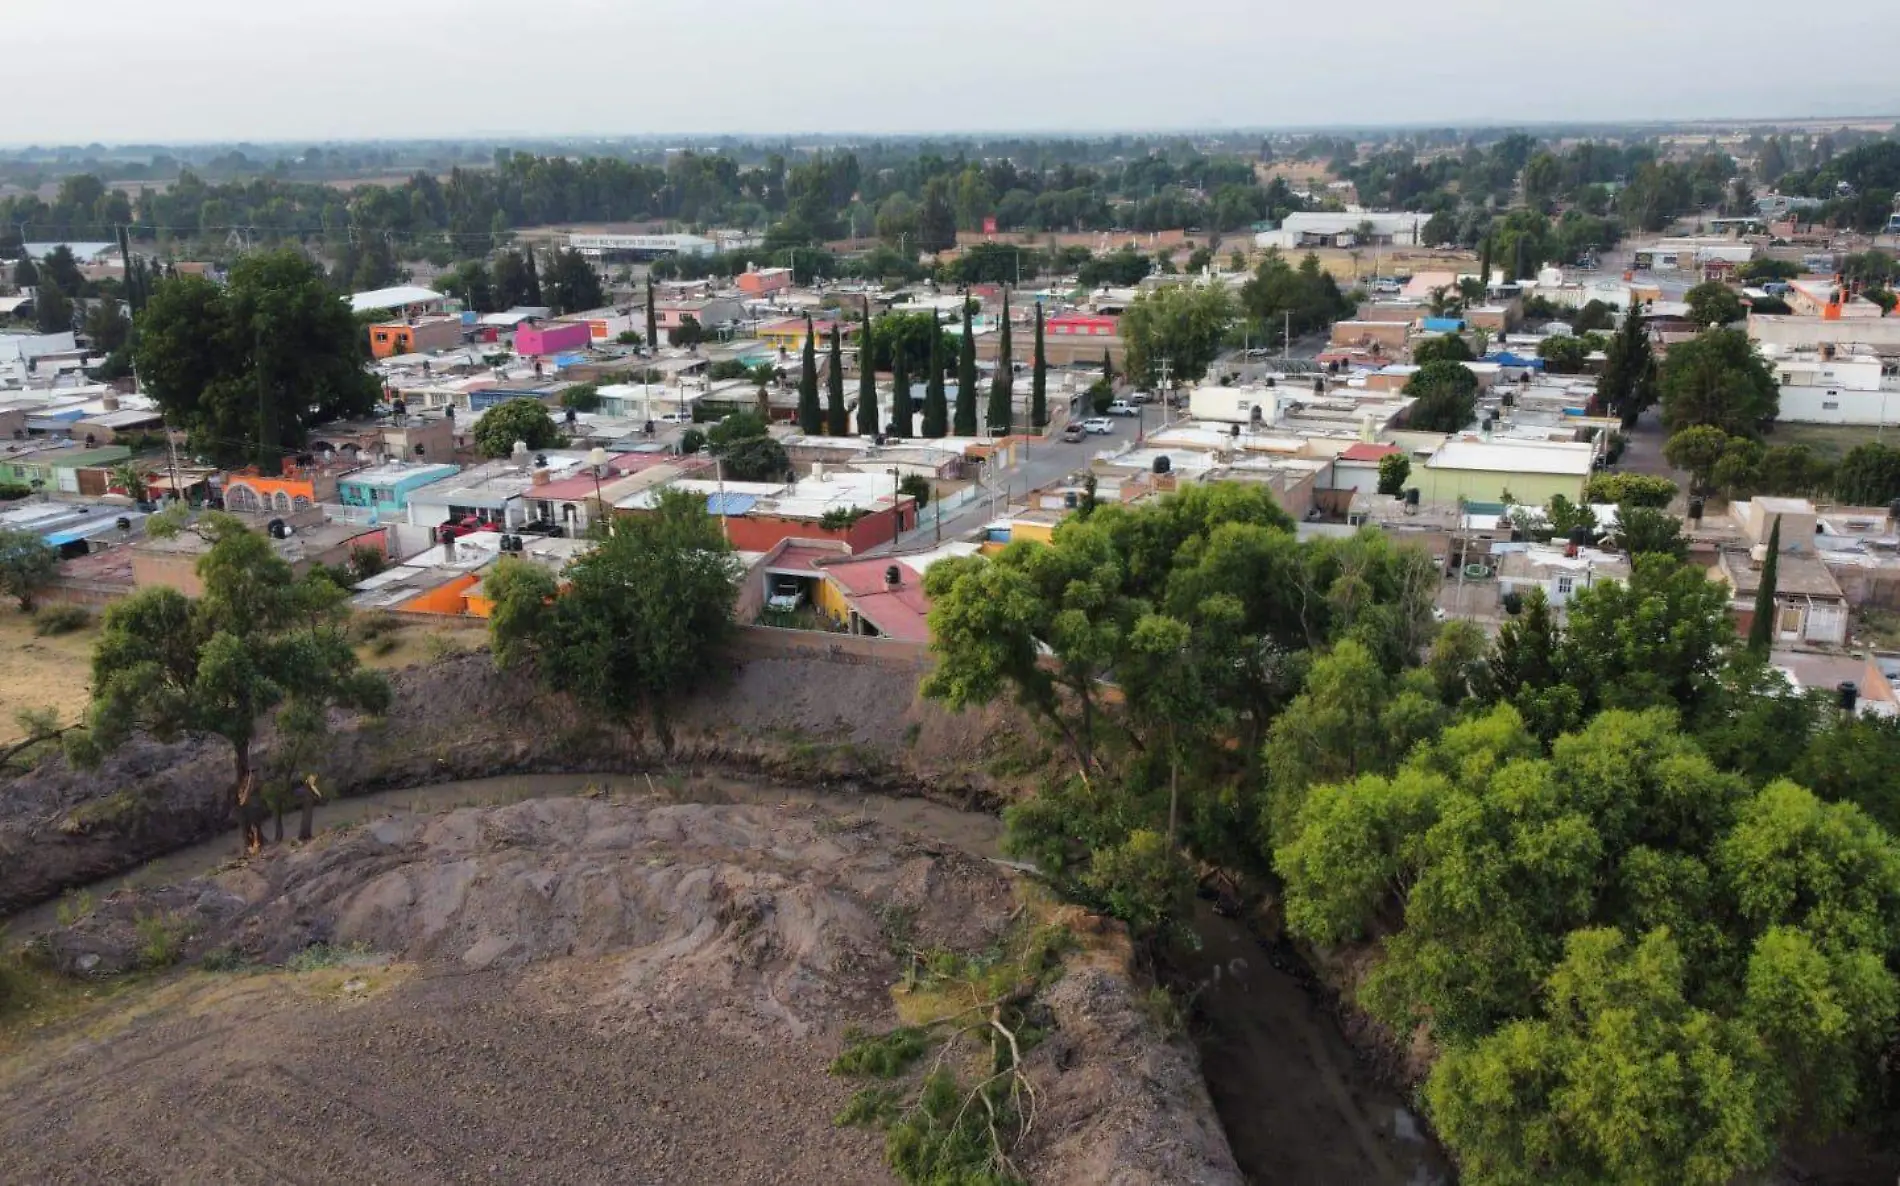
{"left": 1749, "top": 518, "right": 1781, "bottom": 654}
{"left": 1478, "top": 235, "right": 1493, "bottom": 290}
{"left": 891, "top": 341, "right": 913, "bottom": 437}
{"left": 856, "top": 313, "right": 879, "bottom": 436}
{"left": 826, "top": 324, "right": 848, "bottom": 435}
{"left": 922, "top": 312, "right": 949, "bottom": 438}
{"left": 1031, "top": 302, "right": 1048, "bottom": 428}
{"left": 986, "top": 291, "right": 1013, "bottom": 435}
{"left": 796, "top": 315, "right": 822, "bottom": 433}
{"left": 645, "top": 275, "right": 657, "bottom": 348}
{"left": 953, "top": 297, "right": 978, "bottom": 436}
{"left": 1102, "top": 347, "right": 1115, "bottom": 388}
{"left": 524, "top": 247, "right": 542, "bottom": 304}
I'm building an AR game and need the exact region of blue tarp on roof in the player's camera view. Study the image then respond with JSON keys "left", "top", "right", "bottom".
{"left": 704, "top": 492, "right": 758, "bottom": 515}
{"left": 553, "top": 351, "right": 587, "bottom": 369}
{"left": 1491, "top": 352, "right": 1546, "bottom": 369}
{"left": 1422, "top": 317, "right": 1465, "bottom": 332}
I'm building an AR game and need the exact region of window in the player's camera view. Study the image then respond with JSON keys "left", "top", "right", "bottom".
{"left": 1823, "top": 401, "right": 1839, "bottom": 411}
{"left": 1556, "top": 575, "right": 1575, "bottom": 595}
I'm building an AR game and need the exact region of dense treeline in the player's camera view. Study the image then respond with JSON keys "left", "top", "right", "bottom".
{"left": 923, "top": 479, "right": 1900, "bottom": 1184}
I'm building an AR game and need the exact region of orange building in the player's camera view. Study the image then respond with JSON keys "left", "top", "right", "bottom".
{"left": 219, "top": 465, "right": 340, "bottom": 514}
{"left": 368, "top": 315, "right": 463, "bottom": 359}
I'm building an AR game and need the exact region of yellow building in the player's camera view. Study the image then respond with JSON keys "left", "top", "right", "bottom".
{"left": 1412, "top": 437, "right": 1595, "bottom": 508}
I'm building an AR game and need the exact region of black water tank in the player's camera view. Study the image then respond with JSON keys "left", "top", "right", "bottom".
{"left": 267, "top": 518, "right": 288, "bottom": 539}
{"left": 1405, "top": 488, "right": 1421, "bottom": 506}
{"left": 1839, "top": 682, "right": 1859, "bottom": 713}
{"left": 1153, "top": 455, "right": 1172, "bottom": 475}
{"left": 885, "top": 565, "right": 901, "bottom": 586}
{"left": 1689, "top": 497, "right": 1705, "bottom": 522}
{"left": 1064, "top": 491, "right": 1079, "bottom": 509}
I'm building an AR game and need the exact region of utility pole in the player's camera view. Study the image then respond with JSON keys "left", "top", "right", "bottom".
{"left": 1283, "top": 310, "right": 1292, "bottom": 359}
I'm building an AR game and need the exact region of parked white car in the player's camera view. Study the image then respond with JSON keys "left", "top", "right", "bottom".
{"left": 1081, "top": 417, "right": 1113, "bottom": 435}
{"left": 1105, "top": 400, "right": 1139, "bottom": 417}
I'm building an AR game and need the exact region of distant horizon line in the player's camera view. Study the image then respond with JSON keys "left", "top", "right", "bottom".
{"left": 4, "top": 113, "right": 1899, "bottom": 153}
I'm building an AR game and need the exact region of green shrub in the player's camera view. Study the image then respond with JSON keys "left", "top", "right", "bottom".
{"left": 32, "top": 604, "right": 92, "bottom": 636}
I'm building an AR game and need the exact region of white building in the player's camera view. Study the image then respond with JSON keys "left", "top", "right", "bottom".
{"left": 1764, "top": 349, "right": 1900, "bottom": 425}
{"left": 1255, "top": 212, "right": 1425, "bottom": 251}
{"left": 569, "top": 233, "right": 717, "bottom": 259}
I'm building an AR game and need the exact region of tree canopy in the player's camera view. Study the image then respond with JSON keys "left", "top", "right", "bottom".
{"left": 488, "top": 488, "right": 739, "bottom": 735}
{"left": 74, "top": 514, "right": 388, "bottom": 847}
{"left": 472, "top": 397, "right": 565, "bottom": 458}
{"left": 1659, "top": 328, "right": 1778, "bottom": 437}
{"left": 1403, "top": 361, "right": 1479, "bottom": 433}
{"left": 134, "top": 249, "right": 379, "bottom": 472}
{"left": 1120, "top": 282, "right": 1234, "bottom": 389}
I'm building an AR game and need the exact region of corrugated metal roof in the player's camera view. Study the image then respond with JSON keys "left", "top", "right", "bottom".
{"left": 704, "top": 492, "right": 758, "bottom": 515}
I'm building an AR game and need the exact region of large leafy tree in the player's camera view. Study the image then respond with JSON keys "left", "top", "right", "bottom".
{"left": 135, "top": 250, "right": 379, "bottom": 472}
{"left": 1659, "top": 327, "right": 1778, "bottom": 436}
{"left": 926, "top": 487, "right": 1438, "bottom": 886}
{"left": 1278, "top": 706, "right": 1900, "bottom": 1186}
{"left": 489, "top": 488, "right": 739, "bottom": 735}
{"left": 1831, "top": 441, "right": 1900, "bottom": 505}
{"left": 472, "top": 397, "right": 565, "bottom": 458}
{"left": 1663, "top": 424, "right": 1735, "bottom": 494}
{"left": 1685, "top": 280, "right": 1746, "bottom": 328}
{"left": 543, "top": 247, "right": 604, "bottom": 315}
{"left": 707, "top": 410, "right": 789, "bottom": 482}
{"left": 1402, "top": 361, "right": 1479, "bottom": 432}
{"left": 74, "top": 514, "right": 388, "bottom": 848}
{"left": 1120, "top": 282, "right": 1234, "bottom": 388}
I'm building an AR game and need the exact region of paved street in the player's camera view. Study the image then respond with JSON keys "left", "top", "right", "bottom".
{"left": 874, "top": 400, "right": 1154, "bottom": 553}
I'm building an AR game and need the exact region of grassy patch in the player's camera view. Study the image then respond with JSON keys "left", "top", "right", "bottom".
{"left": 1767, "top": 423, "right": 1884, "bottom": 464}
{"left": 134, "top": 912, "right": 189, "bottom": 969}
{"left": 284, "top": 942, "right": 375, "bottom": 973}
{"left": 1852, "top": 607, "right": 1900, "bottom": 650}
{"left": 32, "top": 604, "right": 93, "bottom": 636}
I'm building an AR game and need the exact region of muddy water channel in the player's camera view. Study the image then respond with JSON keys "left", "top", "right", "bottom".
{"left": 12, "top": 771, "right": 1448, "bottom": 1185}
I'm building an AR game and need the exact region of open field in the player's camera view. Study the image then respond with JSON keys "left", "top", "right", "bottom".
{"left": 1767, "top": 422, "right": 1891, "bottom": 462}
{"left": 0, "top": 611, "right": 98, "bottom": 744}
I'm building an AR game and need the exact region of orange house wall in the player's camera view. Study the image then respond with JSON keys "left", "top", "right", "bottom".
{"left": 398, "top": 573, "right": 481, "bottom": 615}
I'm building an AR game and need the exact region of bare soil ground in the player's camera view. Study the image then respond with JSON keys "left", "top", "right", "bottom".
{"left": 0, "top": 795, "right": 1241, "bottom": 1185}
{"left": 0, "top": 610, "right": 97, "bottom": 744}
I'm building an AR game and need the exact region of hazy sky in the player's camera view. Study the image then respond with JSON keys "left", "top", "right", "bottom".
{"left": 12, "top": 0, "right": 1898, "bottom": 145}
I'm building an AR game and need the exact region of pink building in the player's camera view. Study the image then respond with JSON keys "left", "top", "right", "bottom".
{"left": 515, "top": 321, "right": 593, "bottom": 356}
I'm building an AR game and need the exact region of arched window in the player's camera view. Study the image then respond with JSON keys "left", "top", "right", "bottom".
{"left": 291, "top": 495, "right": 313, "bottom": 511}
{"left": 273, "top": 491, "right": 292, "bottom": 512}
{"left": 224, "top": 484, "right": 260, "bottom": 513}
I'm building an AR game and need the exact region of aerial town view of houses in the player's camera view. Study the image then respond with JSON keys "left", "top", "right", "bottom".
{"left": 5, "top": 5, "right": 1900, "bottom": 1183}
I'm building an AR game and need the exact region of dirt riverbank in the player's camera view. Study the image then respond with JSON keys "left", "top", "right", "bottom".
{"left": 0, "top": 648, "right": 1039, "bottom": 916}
{"left": 1, "top": 786, "right": 1240, "bottom": 1185}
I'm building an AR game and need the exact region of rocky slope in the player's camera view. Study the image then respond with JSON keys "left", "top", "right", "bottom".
{"left": 0, "top": 647, "right": 1041, "bottom": 915}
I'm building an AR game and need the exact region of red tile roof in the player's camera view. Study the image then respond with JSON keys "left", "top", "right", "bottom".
{"left": 824, "top": 558, "right": 931, "bottom": 641}
{"left": 1339, "top": 442, "right": 1402, "bottom": 462}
